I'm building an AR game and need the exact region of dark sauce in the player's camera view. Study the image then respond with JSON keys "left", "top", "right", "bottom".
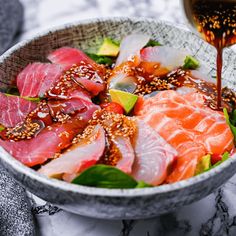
{"left": 1, "top": 62, "right": 106, "bottom": 141}
{"left": 191, "top": 0, "right": 236, "bottom": 109}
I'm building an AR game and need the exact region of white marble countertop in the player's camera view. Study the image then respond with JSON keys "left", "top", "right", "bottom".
{"left": 17, "top": 0, "right": 236, "bottom": 235}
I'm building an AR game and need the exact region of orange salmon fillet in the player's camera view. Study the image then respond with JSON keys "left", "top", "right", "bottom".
{"left": 134, "top": 90, "right": 234, "bottom": 183}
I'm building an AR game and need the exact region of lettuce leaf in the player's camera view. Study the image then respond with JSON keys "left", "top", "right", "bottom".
{"left": 223, "top": 108, "right": 236, "bottom": 141}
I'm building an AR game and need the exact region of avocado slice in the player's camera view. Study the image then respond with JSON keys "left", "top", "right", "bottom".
{"left": 97, "top": 38, "right": 120, "bottom": 57}
{"left": 195, "top": 154, "right": 211, "bottom": 175}
{"left": 109, "top": 89, "right": 138, "bottom": 114}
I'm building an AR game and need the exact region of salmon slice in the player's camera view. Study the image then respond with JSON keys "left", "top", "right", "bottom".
{"left": 38, "top": 124, "right": 105, "bottom": 179}
{"left": 131, "top": 119, "right": 177, "bottom": 185}
{"left": 166, "top": 142, "right": 206, "bottom": 182}
{"left": 0, "top": 118, "right": 87, "bottom": 167}
{"left": 134, "top": 90, "right": 234, "bottom": 183}
{"left": 17, "top": 63, "right": 62, "bottom": 97}
{"left": 0, "top": 93, "right": 37, "bottom": 127}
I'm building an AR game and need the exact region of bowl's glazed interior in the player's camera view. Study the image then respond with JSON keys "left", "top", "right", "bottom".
{"left": 0, "top": 18, "right": 236, "bottom": 219}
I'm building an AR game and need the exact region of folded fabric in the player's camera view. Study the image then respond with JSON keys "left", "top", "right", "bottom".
{"left": 0, "top": 166, "right": 35, "bottom": 236}
{"left": 0, "top": 0, "right": 23, "bottom": 54}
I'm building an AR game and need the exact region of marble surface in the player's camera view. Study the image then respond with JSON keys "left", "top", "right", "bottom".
{"left": 4, "top": 0, "right": 236, "bottom": 235}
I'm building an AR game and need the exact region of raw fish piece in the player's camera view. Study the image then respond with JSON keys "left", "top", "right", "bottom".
{"left": 0, "top": 93, "right": 37, "bottom": 127}
{"left": 17, "top": 63, "right": 62, "bottom": 97}
{"left": 38, "top": 125, "right": 105, "bottom": 178}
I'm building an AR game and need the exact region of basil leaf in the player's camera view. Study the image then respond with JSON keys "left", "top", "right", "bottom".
{"left": 72, "top": 164, "right": 137, "bottom": 189}
{"left": 136, "top": 181, "right": 152, "bottom": 188}
{"left": 224, "top": 108, "right": 236, "bottom": 141}
{"left": 145, "top": 39, "right": 162, "bottom": 47}
{"left": 86, "top": 53, "right": 113, "bottom": 65}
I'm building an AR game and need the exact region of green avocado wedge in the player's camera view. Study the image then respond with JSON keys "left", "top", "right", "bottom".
{"left": 109, "top": 89, "right": 138, "bottom": 114}
{"left": 97, "top": 38, "right": 120, "bottom": 57}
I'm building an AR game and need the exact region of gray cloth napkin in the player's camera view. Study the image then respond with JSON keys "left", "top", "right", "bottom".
{"left": 0, "top": 0, "right": 24, "bottom": 54}
{"left": 0, "top": 0, "right": 35, "bottom": 235}
{"left": 0, "top": 167, "right": 35, "bottom": 236}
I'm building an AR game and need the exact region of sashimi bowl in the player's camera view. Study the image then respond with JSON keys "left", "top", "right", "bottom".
{"left": 0, "top": 18, "right": 236, "bottom": 219}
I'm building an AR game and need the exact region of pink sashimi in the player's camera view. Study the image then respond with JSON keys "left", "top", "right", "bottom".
{"left": 0, "top": 119, "right": 87, "bottom": 167}
{"left": 131, "top": 119, "right": 178, "bottom": 185}
{"left": 75, "top": 77, "right": 104, "bottom": 96}
{"left": 38, "top": 124, "right": 105, "bottom": 179}
{"left": 0, "top": 93, "right": 37, "bottom": 127}
{"left": 140, "top": 46, "right": 188, "bottom": 71}
{"left": 47, "top": 47, "right": 105, "bottom": 96}
{"left": 48, "top": 90, "right": 99, "bottom": 118}
{"left": 113, "top": 136, "right": 135, "bottom": 174}
{"left": 17, "top": 63, "right": 62, "bottom": 97}
{"left": 47, "top": 47, "right": 96, "bottom": 71}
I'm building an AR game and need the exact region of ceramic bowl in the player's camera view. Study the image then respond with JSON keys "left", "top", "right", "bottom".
{"left": 0, "top": 18, "right": 236, "bottom": 220}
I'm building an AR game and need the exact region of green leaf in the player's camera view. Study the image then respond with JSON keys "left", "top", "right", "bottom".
{"left": 4, "top": 93, "right": 41, "bottom": 103}
{"left": 224, "top": 108, "right": 236, "bottom": 141}
{"left": 135, "top": 181, "right": 152, "bottom": 188}
{"left": 86, "top": 53, "right": 113, "bottom": 65}
{"left": 22, "top": 97, "right": 42, "bottom": 102}
{"left": 72, "top": 164, "right": 138, "bottom": 189}
{"left": 145, "top": 39, "right": 162, "bottom": 47}
{"left": 182, "top": 55, "right": 200, "bottom": 70}
{"left": 0, "top": 125, "right": 5, "bottom": 132}
{"left": 230, "top": 109, "right": 236, "bottom": 126}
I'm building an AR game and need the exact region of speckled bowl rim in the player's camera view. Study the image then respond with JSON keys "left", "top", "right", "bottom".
{"left": 0, "top": 17, "right": 236, "bottom": 198}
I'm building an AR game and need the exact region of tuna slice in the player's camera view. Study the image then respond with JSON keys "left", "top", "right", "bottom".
{"left": 48, "top": 90, "right": 99, "bottom": 120}
{"left": 131, "top": 119, "right": 178, "bottom": 185}
{"left": 17, "top": 63, "right": 62, "bottom": 97}
{"left": 0, "top": 119, "right": 87, "bottom": 167}
{"left": 75, "top": 78, "right": 104, "bottom": 96}
{"left": 47, "top": 47, "right": 105, "bottom": 96}
{"left": 0, "top": 93, "right": 37, "bottom": 127}
{"left": 38, "top": 124, "right": 105, "bottom": 179}
{"left": 134, "top": 90, "right": 234, "bottom": 183}
{"left": 47, "top": 47, "right": 96, "bottom": 71}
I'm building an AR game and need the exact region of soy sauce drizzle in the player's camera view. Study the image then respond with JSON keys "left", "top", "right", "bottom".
{"left": 191, "top": 0, "right": 236, "bottom": 109}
